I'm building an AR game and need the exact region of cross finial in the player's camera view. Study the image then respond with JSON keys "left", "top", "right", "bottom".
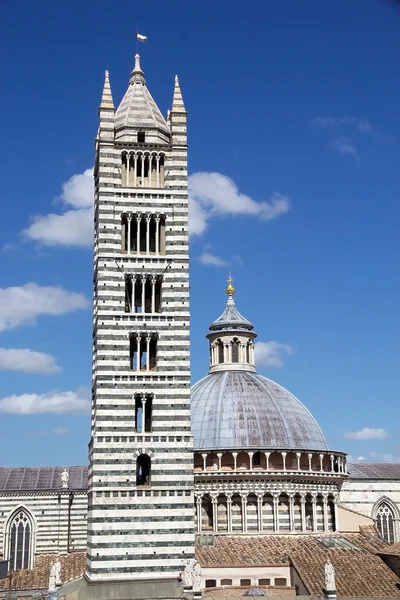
{"left": 226, "top": 272, "right": 235, "bottom": 298}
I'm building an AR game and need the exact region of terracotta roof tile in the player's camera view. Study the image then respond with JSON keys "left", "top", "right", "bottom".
{"left": 196, "top": 533, "right": 400, "bottom": 598}
{"left": 378, "top": 542, "right": 400, "bottom": 557}
{"left": 0, "top": 552, "right": 85, "bottom": 592}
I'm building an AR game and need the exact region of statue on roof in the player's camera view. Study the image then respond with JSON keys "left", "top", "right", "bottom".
{"left": 49, "top": 556, "right": 62, "bottom": 591}
{"left": 181, "top": 559, "right": 201, "bottom": 590}
{"left": 324, "top": 559, "right": 336, "bottom": 591}
{"left": 60, "top": 468, "right": 69, "bottom": 489}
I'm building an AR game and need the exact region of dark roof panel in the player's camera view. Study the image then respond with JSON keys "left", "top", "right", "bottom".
{"left": 347, "top": 463, "right": 400, "bottom": 480}
{"left": 0, "top": 467, "right": 88, "bottom": 491}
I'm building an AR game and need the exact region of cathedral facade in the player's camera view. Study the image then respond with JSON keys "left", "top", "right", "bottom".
{"left": 1, "top": 51, "right": 400, "bottom": 598}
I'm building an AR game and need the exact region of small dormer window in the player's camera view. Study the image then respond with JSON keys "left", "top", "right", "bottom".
{"left": 137, "top": 132, "right": 145, "bottom": 143}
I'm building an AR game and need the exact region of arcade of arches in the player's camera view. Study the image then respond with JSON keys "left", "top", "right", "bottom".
{"left": 196, "top": 491, "right": 337, "bottom": 534}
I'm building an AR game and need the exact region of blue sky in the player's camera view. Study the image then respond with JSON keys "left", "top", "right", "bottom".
{"left": 0, "top": 0, "right": 399, "bottom": 466}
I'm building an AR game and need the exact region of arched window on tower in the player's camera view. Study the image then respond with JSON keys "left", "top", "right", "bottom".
{"left": 134, "top": 394, "right": 143, "bottom": 433}
{"left": 376, "top": 501, "right": 396, "bottom": 543}
{"left": 125, "top": 276, "right": 133, "bottom": 313}
{"left": 121, "top": 214, "right": 128, "bottom": 252}
{"left": 232, "top": 339, "right": 239, "bottom": 363}
{"left": 136, "top": 455, "right": 151, "bottom": 486}
{"left": 217, "top": 340, "right": 224, "bottom": 364}
{"left": 8, "top": 509, "right": 33, "bottom": 571}
{"left": 144, "top": 394, "right": 153, "bottom": 432}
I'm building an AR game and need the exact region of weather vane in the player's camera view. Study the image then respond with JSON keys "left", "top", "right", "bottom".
{"left": 126, "top": 31, "right": 147, "bottom": 53}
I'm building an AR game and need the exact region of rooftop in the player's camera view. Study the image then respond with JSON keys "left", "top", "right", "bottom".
{"left": 346, "top": 463, "right": 400, "bottom": 480}
{"left": 0, "top": 467, "right": 87, "bottom": 491}
{"left": 196, "top": 531, "right": 400, "bottom": 598}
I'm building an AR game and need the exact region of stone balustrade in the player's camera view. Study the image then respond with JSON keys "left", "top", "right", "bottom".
{"left": 194, "top": 449, "right": 347, "bottom": 476}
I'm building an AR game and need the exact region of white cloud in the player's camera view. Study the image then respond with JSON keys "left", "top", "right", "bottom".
{"left": 58, "top": 169, "right": 94, "bottom": 208}
{"left": 255, "top": 341, "right": 294, "bottom": 368}
{"left": 0, "top": 348, "right": 61, "bottom": 374}
{"left": 312, "top": 116, "right": 373, "bottom": 134}
{"left": 23, "top": 169, "right": 289, "bottom": 243}
{"left": 369, "top": 451, "right": 400, "bottom": 463}
{"left": 0, "top": 283, "right": 89, "bottom": 332}
{"left": 198, "top": 252, "right": 229, "bottom": 267}
{"left": 0, "top": 387, "right": 90, "bottom": 415}
{"left": 344, "top": 427, "right": 389, "bottom": 440}
{"left": 27, "top": 426, "right": 70, "bottom": 438}
{"left": 189, "top": 172, "right": 290, "bottom": 236}
{"left": 23, "top": 168, "right": 93, "bottom": 247}
{"left": 331, "top": 138, "right": 360, "bottom": 162}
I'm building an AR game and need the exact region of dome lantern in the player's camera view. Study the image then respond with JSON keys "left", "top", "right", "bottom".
{"left": 207, "top": 276, "right": 257, "bottom": 374}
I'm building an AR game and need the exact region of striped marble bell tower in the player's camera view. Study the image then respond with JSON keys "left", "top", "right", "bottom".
{"left": 87, "top": 54, "right": 195, "bottom": 583}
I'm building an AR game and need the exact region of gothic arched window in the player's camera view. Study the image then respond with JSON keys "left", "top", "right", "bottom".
{"left": 8, "top": 510, "right": 33, "bottom": 571}
{"left": 376, "top": 502, "right": 396, "bottom": 543}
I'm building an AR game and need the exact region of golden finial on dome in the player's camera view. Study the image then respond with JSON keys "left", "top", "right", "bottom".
{"left": 225, "top": 271, "right": 235, "bottom": 297}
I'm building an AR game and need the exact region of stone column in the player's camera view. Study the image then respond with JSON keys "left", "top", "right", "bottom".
{"left": 296, "top": 452, "right": 301, "bottom": 470}
{"left": 127, "top": 214, "right": 132, "bottom": 253}
{"left": 146, "top": 335, "right": 150, "bottom": 371}
{"left": 312, "top": 493, "right": 318, "bottom": 532}
{"left": 196, "top": 497, "right": 202, "bottom": 533}
{"left": 330, "top": 454, "right": 335, "bottom": 473}
{"left": 146, "top": 216, "right": 151, "bottom": 254}
{"left": 227, "top": 496, "right": 232, "bottom": 533}
{"left": 202, "top": 454, "right": 207, "bottom": 471}
{"left": 323, "top": 493, "right": 329, "bottom": 531}
{"left": 217, "top": 453, "right": 222, "bottom": 471}
{"left": 156, "top": 155, "right": 160, "bottom": 188}
{"left": 141, "top": 276, "right": 146, "bottom": 313}
{"left": 211, "top": 496, "right": 218, "bottom": 532}
{"left": 241, "top": 495, "right": 247, "bottom": 532}
{"left": 333, "top": 496, "right": 339, "bottom": 532}
{"left": 148, "top": 155, "right": 152, "bottom": 187}
{"left": 140, "top": 154, "right": 144, "bottom": 186}
{"left": 289, "top": 493, "right": 295, "bottom": 532}
{"left": 151, "top": 277, "right": 156, "bottom": 313}
{"left": 126, "top": 154, "right": 130, "bottom": 187}
{"left": 232, "top": 452, "right": 238, "bottom": 471}
{"left": 273, "top": 494, "right": 279, "bottom": 532}
{"left": 319, "top": 454, "right": 324, "bottom": 472}
{"left": 142, "top": 397, "right": 146, "bottom": 433}
{"left": 131, "top": 276, "right": 136, "bottom": 314}
{"left": 308, "top": 453, "right": 313, "bottom": 471}
{"left": 249, "top": 452, "right": 254, "bottom": 470}
{"left": 137, "top": 334, "right": 141, "bottom": 371}
{"left": 133, "top": 154, "right": 137, "bottom": 187}
{"left": 257, "top": 494, "right": 264, "bottom": 532}
{"left": 300, "top": 495, "right": 306, "bottom": 531}
{"left": 265, "top": 452, "right": 270, "bottom": 470}
{"left": 136, "top": 214, "right": 141, "bottom": 254}
{"left": 282, "top": 452, "right": 287, "bottom": 471}
{"left": 155, "top": 215, "right": 160, "bottom": 254}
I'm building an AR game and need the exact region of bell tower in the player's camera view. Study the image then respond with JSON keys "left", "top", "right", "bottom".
{"left": 87, "top": 54, "right": 195, "bottom": 588}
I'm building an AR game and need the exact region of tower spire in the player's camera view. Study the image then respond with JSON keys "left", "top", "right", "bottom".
{"left": 130, "top": 53, "right": 145, "bottom": 83}
{"left": 99, "top": 70, "right": 114, "bottom": 110}
{"left": 171, "top": 75, "right": 186, "bottom": 112}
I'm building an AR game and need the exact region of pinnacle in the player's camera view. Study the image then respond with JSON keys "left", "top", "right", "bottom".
{"left": 100, "top": 70, "right": 114, "bottom": 110}
{"left": 171, "top": 74, "right": 186, "bottom": 112}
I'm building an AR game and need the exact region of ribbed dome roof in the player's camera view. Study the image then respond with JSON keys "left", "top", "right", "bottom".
{"left": 191, "top": 371, "right": 328, "bottom": 451}
{"left": 209, "top": 299, "right": 253, "bottom": 331}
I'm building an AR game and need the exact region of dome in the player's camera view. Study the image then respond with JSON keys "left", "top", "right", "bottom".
{"left": 191, "top": 370, "right": 328, "bottom": 451}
